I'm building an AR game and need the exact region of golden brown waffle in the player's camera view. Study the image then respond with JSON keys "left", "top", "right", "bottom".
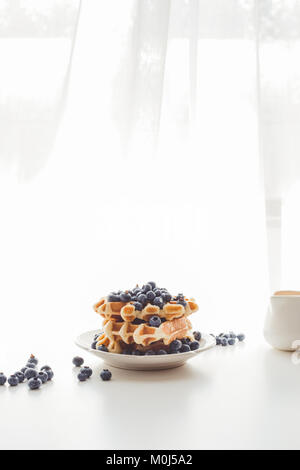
{"left": 94, "top": 297, "right": 198, "bottom": 322}
{"left": 97, "top": 316, "right": 193, "bottom": 351}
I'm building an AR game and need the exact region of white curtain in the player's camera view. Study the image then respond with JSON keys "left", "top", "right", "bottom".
{"left": 1, "top": 0, "right": 299, "bottom": 347}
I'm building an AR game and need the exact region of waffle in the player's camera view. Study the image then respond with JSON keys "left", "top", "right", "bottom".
{"left": 96, "top": 316, "right": 193, "bottom": 351}
{"left": 94, "top": 297, "right": 198, "bottom": 322}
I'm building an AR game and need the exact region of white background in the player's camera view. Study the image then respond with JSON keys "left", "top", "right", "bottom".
{"left": 1, "top": 0, "right": 300, "bottom": 450}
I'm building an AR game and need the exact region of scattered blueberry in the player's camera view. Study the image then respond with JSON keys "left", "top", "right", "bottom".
{"left": 15, "top": 372, "right": 25, "bottom": 383}
{"left": 190, "top": 341, "right": 200, "bottom": 351}
{"left": 149, "top": 316, "right": 161, "bottom": 328}
{"left": 156, "top": 350, "right": 167, "bottom": 355}
{"left": 28, "top": 377, "right": 42, "bottom": 390}
{"left": 221, "top": 338, "right": 228, "bottom": 347}
{"left": 180, "top": 344, "right": 191, "bottom": 353}
{"left": 77, "top": 372, "right": 87, "bottom": 382}
{"left": 133, "top": 301, "right": 143, "bottom": 311}
{"left": 37, "top": 371, "right": 48, "bottom": 384}
{"left": 142, "top": 284, "right": 152, "bottom": 293}
{"left": 120, "top": 292, "right": 131, "bottom": 302}
{"left": 46, "top": 369, "right": 54, "bottom": 381}
{"left": 237, "top": 333, "right": 245, "bottom": 342}
{"left": 27, "top": 354, "right": 38, "bottom": 365}
{"left": 97, "top": 345, "right": 108, "bottom": 352}
{"left": 0, "top": 373, "right": 7, "bottom": 385}
{"left": 148, "top": 282, "right": 156, "bottom": 289}
{"left": 169, "top": 340, "right": 182, "bottom": 352}
{"left": 24, "top": 368, "right": 38, "bottom": 380}
{"left": 100, "top": 369, "right": 112, "bottom": 381}
{"left": 81, "top": 366, "right": 93, "bottom": 378}
{"left": 107, "top": 294, "right": 121, "bottom": 302}
{"left": 162, "top": 292, "right": 172, "bottom": 302}
{"left": 8, "top": 375, "right": 19, "bottom": 386}
{"left": 193, "top": 331, "right": 201, "bottom": 341}
{"left": 40, "top": 365, "right": 52, "bottom": 372}
{"left": 153, "top": 297, "right": 164, "bottom": 309}
{"left": 26, "top": 363, "right": 36, "bottom": 369}
{"left": 146, "top": 290, "right": 155, "bottom": 301}
{"left": 228, "top": 338, "right": 235, "bottom": 346}
{"left": 229, "top": 331, "right": 236, "bottom": 339}
{"left": 72, "top": 356, "right": 84, "bottom": 367}
{"left": 216, "top": 337, "right": 222, "bottom": 345}
{"left": 137, "top": 293, "right": 147, "bottom": 305}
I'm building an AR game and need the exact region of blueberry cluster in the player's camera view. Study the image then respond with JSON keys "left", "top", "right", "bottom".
{"left": 73, "top": 356, "right": 111, "bottom": 382}
{"left": 121, "top": 331, "right": 201, "bottom": 355}
{"left": 214, "top": 332, "right": 245, "bottom": 347}
{"left": 0, "top": 354, "right": 54, "bottom": 390}
{"left": 107, "top": 282, "right": 187, "bottom": 311}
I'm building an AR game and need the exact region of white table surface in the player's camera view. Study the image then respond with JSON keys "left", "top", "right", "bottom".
{"left": 1, "top": 331, "right": 300, "bottom": 450}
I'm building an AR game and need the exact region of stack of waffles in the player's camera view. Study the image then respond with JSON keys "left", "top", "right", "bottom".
{"left": 93, "top": 284, "right": 199, "bottom": 354}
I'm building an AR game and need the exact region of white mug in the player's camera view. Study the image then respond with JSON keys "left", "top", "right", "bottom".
{"left": 264, "top": 291, "right": 300, "bottom": 351}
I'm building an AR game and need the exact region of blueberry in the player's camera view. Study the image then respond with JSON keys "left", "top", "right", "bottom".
{"left": 15, "top": 372, "right": 25, "bottom": 383}
{"left": 46, "top": 369, "right": 54, "bottom": 381}
{"left": 8, "top": 375, "right": 19, "bottom": 386}
{"left": 229, "top": 331, "right": 236, "bottom": 339}
{"left": 145, "top": 350, "right": 155, "bottom": 355}
{"left": 77, "top": 372, "right": 87, "bottom": 382}
{"left": 133, "top": 350, "right": 144, "bottom": 356}
{"left": 190, "top": 341, "right": 200, "bottom": 351}
{"left": 80, "top": 366, "right": 93, "bottom": 378}
{"left": 91, "top": 341, "right": 97, "bottom": 350}
{"left": 24, "top": 368, "right": 38, "bottom": 380}
{"left": 137, "top": 293, "right": 147, "bottom": 305}
{"left": 237, "top": 333, "right": 245, "bottom": 342}
{"left": 107, "top": 294, "right": 121, "bottom": 302}
{"left": 177, "top": 299, "right": 187, "bottom": 307}
{"left": 223, "top": 334, "right": 229, "bottom": 339}
{"left": 100, "top": 369, "right": 112, "bottom": 381}
{"left": 181, "top": 338, "right": 191, "bottom": 345}
{"left": 40, "top": 365, "right": 52, "bottom": 372}
{"left": 228, "top": 338, "right": 235, "bottom": 345}
{"left": 122, "top": 348, "right": 132, "bottom": 355}
{"left": 193, "top": 331, "right": 201, "bottom": 341}
{"left": 27, "top": 354, "right": 38, "bottom": 365}
{"left": 146, "top": 290, "right": 155, "bottom": 301}
{"left": 133, "top": 301, "right": 143, "bottom": 311}
{"left": 72, "top": 356, "right": 84, "bottom": 367}
{"left": 142, "top": 284, "right": 152, "bottom": 293}
{"left": 156, "top": 350, "right": 167, "bottom": 355}
{"left": 120, "top": 292, "right": 131, "bottom": 302}
{"left": 216, "top": 337, "right": 222, "bottom": 345}
{"left": 221, "top": 338, "right": 228, "bottom": 347}
{"left": 26, "top": 363, "right": 36, "bottom": 369}
{"left": 154, "top": 290, "right": 162, "bottom": 297}
{"left": 180, "top": 344, "right": 191, "bottom": 353}
{"left": 97, "top": 345, "right": 108, "bottom": 352}
{"left": 28, "top": 378, "right": 42, "bottom": 390}
{"left": 153, "top": 297, "right": 164, "bottom": 309}
{"left": 162, "top": 292, "right": 172, "bottom": 302}
{"left": 169, "top": 340, "right": 182, "bottom": 352}
{"left": 21, "top": 367, "right": 27, "bottom": 374}
{"left": 148, "top": 282, "right": 156, "bottom": 290}
{"left": 37, "top": 371, "right": 48, "bottom": 384}
{"left": 132, "top": 318, "right": 145, "bottom": 325}
{"left": 0, "top": 373, "right": 7, "bottom": 385}
{"left": 149, "top": 316, "right": 161, "bottom": 328}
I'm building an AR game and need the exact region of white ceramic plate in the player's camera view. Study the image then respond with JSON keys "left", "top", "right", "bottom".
{"left": 75, "top": 330, "right": 216, "bottom": 370}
